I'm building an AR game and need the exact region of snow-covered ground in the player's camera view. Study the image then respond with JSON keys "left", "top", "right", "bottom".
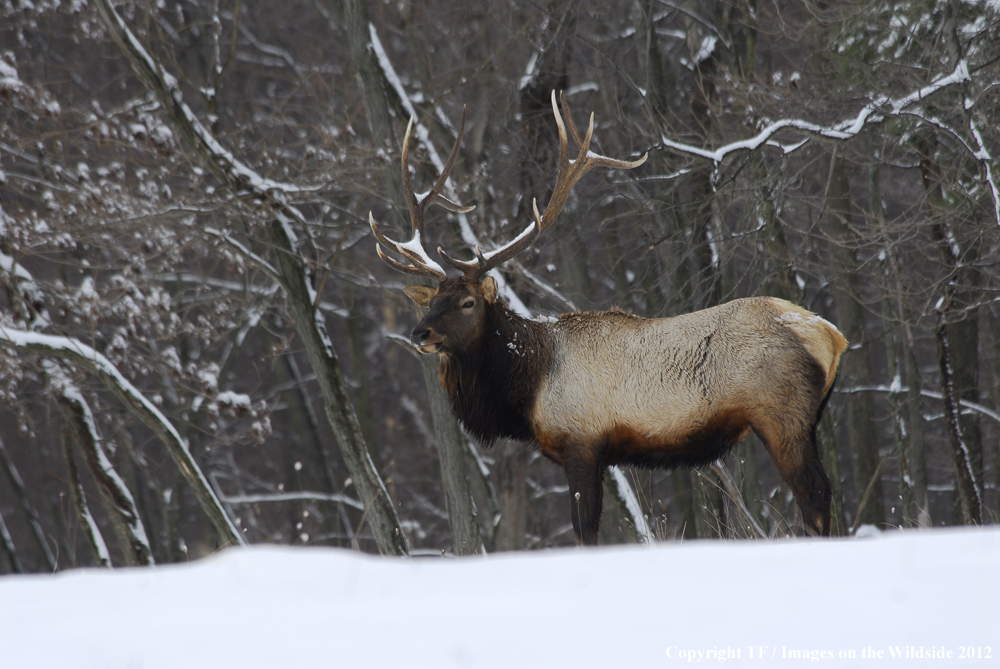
{"left": 0, "top": 527, "right": 996, "bottom": 668}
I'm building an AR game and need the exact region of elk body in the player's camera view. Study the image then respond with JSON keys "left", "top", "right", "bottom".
{"left": 372, "top": 93, "right": 847, "bottom": 544}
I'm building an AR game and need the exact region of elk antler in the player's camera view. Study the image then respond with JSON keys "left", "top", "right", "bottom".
{"left": 369, "top": 108, "right": 475, "bottom": 281}
{"left": 438, "top": 90, "right": 647, "bottom": 281}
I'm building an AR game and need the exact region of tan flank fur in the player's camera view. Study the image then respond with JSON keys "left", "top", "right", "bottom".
{"left": 533, "top": 297, "right": 847, "bottom": 459}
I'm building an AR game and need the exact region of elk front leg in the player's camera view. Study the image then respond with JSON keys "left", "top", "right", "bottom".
{"left": 564, "top": 448, "right": 604, "bottom": 546}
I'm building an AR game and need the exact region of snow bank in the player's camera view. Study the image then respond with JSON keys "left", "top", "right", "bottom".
{"left": 0, "top": 527, "right": 996, "bottom": 668}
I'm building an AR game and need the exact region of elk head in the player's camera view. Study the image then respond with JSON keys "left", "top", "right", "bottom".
{"left": 403, "top": 276, "right": 497, "bottom": 354}
{"left": 369, "top": 91, "right": 647, "bottom": 353}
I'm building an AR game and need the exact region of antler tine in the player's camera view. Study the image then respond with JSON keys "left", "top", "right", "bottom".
{"left": 558, "top": 91, "right": 584, "bottom": 149}
{"left": 448, "top": 90, "right": 646, "bottom": 282}
{"left": 558, "top": 90, "right": 646, "bottom": 172}
{"left": 375, "top": 94, "right": 645, "bottom": 284}
{"left": 374, "top": 243, "right": 444, "bottom": 279}
{"left": 370, "top": 109, "right": 476, "bottom": 282}
{"left": 400, "top": 117, "right": 422, "bottom": 234}
{"left": 369, "top": 212, "right": 448, "bottom": 280}
{"left": 438, "top": 216, "right": 539, "bottom": 280}
{"left": 538, "top": 90, "right": 648, "bottom": 233}
{"left": 420, "top": 107, "right": 473, "bottom": 214}
{"left": 438, "top": 243, "right": 487, "bottom": 275}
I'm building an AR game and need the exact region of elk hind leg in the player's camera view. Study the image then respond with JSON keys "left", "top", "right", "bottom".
{"left": 564, "top": 447, "right": 604, "bottom": 546}
{"left": 754, "top": 421, "right": 831, "bottom": 537}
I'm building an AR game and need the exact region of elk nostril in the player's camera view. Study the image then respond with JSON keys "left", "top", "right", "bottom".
{"left": 411, "top": 328, "right": 431, "bottom": 346}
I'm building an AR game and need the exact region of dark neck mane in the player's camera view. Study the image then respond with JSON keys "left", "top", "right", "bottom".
{"left": 439, "top": 303, "right": 551, "bottom": 446}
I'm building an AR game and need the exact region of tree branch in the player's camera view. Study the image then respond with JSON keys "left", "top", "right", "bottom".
{"left": 0, "top": 435, "right": 57, "bottom": 570}
{"left": 0, "top": 327, "right": 245, "bottom": 547}
{"left": 660, "top": 60, "right": 972, "bottom": 169}
{"left": 49, "top": 362, "right": 154, "bottom": 566}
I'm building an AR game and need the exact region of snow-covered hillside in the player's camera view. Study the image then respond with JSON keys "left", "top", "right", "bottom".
{"left": 1, "top": 527, "right": 996, "bottom": 668}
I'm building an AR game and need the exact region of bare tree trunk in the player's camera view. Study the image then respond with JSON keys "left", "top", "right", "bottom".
{"left": 60, "top": 428, "right": 112, "bottom": 568}
{"left": 639, "top": 0, "right": 672, "bottom": 125}
{"left": 685, "top": 2, "right": 725, "bottom": 312}
{"left": 344, "top": 284, "right": 382, "bottom": 474}
{"left": 287, "top": 346, "right": 358, "bottom": 543}
{"left": 981, "top": 307, "right": 1000, "bottom": 518}
{"left": 418, "top": 362, "right": 484, "bottom": 555}
{"left": 337, "top": 0, "right": 482, "bottom": 555}
{"left": 265, "top": 325, "right": 356, "bottom": 547}
{"left": 918, "top": 131, "right": 984, "bottom": 525}
{"left": 821, "top": 146, "right": 884, "bottom": 529}
{"left": 163, "top": 472, "right": 186, "bottom": 563}
{"left": 0, "top": 505, "right": 22, "bottom": 573}
{"left": 936, "top": 312, "right": 983, "bottom": 524}
{"left": 268, "top": 221, "right": 408, "bottom": 555}
{"left": 337, "top": 0, "right": 405, "bottom": 214}
{"left": 0, "top": 436, "right": 56, "bottom": 571}
{"left": 870, "top": 162, "right": 915, "bottom": 526}
{"left": 817, "top": 407, "right": 848, "bottom": 536}
{"left": 116, "top": 422, "right": 165, "bottom": 563}
{"left": 902, "top": 325, "right": 931, "bottom": 527}
{"left": 945, "top": 276, "right": 983, "bottom": 524}
{"left": 517, "top": 1, "right": 579, "bottom": 303}
{"left": 465, "top": 442, "right": 500, "bottom": 552}
{"left": 493, "top": 439, "right": 528, "bottom": 551}
{"left": 56, "top": 380, "right": 153, "bottom": 566}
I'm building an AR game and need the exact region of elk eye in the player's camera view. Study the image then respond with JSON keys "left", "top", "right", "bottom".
{"left": 462, "top": 299, "right": 475, "bottom": 309}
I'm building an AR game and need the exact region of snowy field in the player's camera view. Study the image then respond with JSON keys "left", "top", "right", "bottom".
{"left": 0, "top": 527, "right": 996, "bottom": 668}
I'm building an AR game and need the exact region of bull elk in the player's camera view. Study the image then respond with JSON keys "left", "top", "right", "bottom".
{"left": 370, "top": 92, "right": 847, "bottom": 544}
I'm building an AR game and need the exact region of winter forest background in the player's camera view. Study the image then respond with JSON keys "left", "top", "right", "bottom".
{"left": 1, "top": 0, "right": 999, "bottom": 571}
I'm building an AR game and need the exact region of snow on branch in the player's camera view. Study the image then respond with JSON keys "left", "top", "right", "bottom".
{"left": 94, "top": 0, "right": 313, "bottom": 215}
{"left": 513, "top": 263, "right": 578, "bottom": 312}
{"left": 4, "top": 235, "right": 148, "bottom": 565}
{"left": 58, "top": 412, "right": 113, "bottom": 568}
{"left": 0, "top": 327, "right": 246, "bottom": 548}
{"left": 655, "top": 0, "right": 732, "bottom": 50}
{"left": 48, "top": 361, "right": 154, "bottom": 565}
{"left": 220, "top": 491, "right": 365, "bottom": 510}
{"left": 898, "top": 101, "right": 1000, "bottom": 230}
{"left": 836, "top": 384, "right": 1000, "bottom": 426}
{"left": 661, "top": 60, "right": 972, "bottom": 167}
{"left": 160, "top": 272, "right": 349, "bottom": 318}
{"left": 204, "top": 228, "right": 282, "bottom": 283}
{"left": 1, "top": 249, "right": 49, "bottom": 330}
{"left": 967, "top": 114, "right": 1000, "bottom": 229}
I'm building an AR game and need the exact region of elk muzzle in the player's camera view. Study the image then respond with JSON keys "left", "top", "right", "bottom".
{"left": 411, "top": 326, "right": 445, "bottom": 354}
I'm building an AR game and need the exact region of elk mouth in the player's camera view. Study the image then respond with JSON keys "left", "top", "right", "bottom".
{"left": 412, "top": 330, "right": 445, "bottom": 353}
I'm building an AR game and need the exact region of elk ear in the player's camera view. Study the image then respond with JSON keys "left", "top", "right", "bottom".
{"left": 480, "top": 276, "right": 497, "bottom": 304}
{"left": 403, "top": 285, "right": 437, "bottom": 307}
